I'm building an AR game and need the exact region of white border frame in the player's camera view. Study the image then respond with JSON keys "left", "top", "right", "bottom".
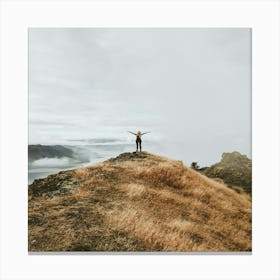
{"left": 0, "top": 1, "right": 279, "bottom": 279}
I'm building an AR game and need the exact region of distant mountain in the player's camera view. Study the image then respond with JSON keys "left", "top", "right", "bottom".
{"left": 202, "top": 151, "right": 252, "bottom": 193}
{"left": 28, "top": 152, "right": 251, "bottom": 252}
{"left": 28, "top": 145, "right": 74, "bottom": 162}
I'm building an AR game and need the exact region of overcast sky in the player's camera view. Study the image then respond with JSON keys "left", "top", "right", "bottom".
{"left": 29, "top": 28, "right": 251, "bottom": 165}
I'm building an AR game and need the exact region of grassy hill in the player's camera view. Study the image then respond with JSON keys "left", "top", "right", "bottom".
{"left": 28, "top": 152, "right": 252, "bottom": 252}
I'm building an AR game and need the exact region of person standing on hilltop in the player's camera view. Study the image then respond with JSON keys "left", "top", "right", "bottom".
{"left": 128, "top": 131, "right": 151, "bottom": 152}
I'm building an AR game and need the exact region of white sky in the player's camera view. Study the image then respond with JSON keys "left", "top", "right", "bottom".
{"left": 29, "top": 28, "right": 251, "bottom": 166}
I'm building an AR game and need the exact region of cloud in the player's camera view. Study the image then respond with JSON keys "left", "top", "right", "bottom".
{"left": 29, "top": 28, "right": 251, "bottom": 165}
{"left": 31, "top": 157, "right": 77, "bottom": 168}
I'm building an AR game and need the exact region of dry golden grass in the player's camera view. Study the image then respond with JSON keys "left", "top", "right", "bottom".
{"left": 28, "top": 152, "right": 251, "bottom": 252}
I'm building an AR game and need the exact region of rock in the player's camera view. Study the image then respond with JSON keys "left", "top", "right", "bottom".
{"left": 202, "top": 151, "right": 252, "bottom": 193}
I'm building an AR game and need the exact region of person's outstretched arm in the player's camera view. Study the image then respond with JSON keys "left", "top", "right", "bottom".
{"left": 141, "top": 132, "right": 151, "bottom": 135}
{"left": 128, "top": 131, "right": 137, "bottom": 135}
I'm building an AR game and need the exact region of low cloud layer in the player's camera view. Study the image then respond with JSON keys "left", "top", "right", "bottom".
{"left": 29, "top": 28, "right": 251, "bottom": 165}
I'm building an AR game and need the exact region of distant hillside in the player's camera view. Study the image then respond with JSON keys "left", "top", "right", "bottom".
{"left": 28, "top": 152, "right": 251, "bottom": 252}
{"left": 202, "top": 152, "right": 252, "bottom": 193}
{"left": 28, "top": 145, "right": 74, "bottom": 162}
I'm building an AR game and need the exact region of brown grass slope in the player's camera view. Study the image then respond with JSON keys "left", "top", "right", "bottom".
{"left": 28, "top": 152, "right": 252, "bottom": 252}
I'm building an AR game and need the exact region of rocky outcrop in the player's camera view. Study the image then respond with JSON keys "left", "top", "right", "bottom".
{"left": 29, "top": 171, "right": 80, "bottom": 199}
{"left": 203, "top": 152, "right": 252, "bottom": 193}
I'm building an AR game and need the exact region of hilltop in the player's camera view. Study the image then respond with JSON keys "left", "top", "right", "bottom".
{"left": 28, "top": 152, "right": 252, "bottom": 252}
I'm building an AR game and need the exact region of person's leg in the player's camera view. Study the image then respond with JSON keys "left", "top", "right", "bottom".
{"left": 139, "top": 139, "right": 142, "bottom": 152}
{"left": 136, "top": 140, "right": 138, "bottom": 152}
